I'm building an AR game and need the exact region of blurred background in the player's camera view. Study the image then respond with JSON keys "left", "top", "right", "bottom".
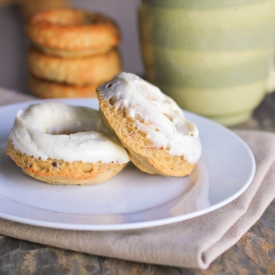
{"left": 0, "top": 0, "right": 144, "bottom": 94}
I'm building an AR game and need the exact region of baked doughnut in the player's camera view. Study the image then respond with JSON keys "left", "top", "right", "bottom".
{"left": 28, "top": 75, "right": 99, "bottom": 98}
{"left": 6, "top": 102, "right": 130, "bottom": 185}
{"left": 25, "top": 8, "right": 121, "bottom": 58}
{"left": 97, "top": 72, "right": 202, "bottom": 177}
{"left": 27, "top": 47, "right": 122, "bottom": 86}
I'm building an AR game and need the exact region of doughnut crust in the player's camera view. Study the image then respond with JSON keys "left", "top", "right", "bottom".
{"left": 27, "top": 47, "right": 122, "bottom": 86}
{"left": 25, "top": 8, "right": 121, "bottom": 58}
{"left": 6, "top": 140, "right": 126, "bottom": 185}
{"left": 28, "top": 75, "right": 99, "bottom": 98}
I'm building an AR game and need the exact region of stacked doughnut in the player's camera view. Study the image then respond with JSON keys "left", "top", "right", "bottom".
{"left": 6, "top": 73, "right": 202, "bottom": 185}
{"left": 25, "top": 8, "right": 122, "bottom": 98}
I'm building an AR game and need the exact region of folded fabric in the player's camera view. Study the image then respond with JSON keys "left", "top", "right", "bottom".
{"left": 0, "top": 88, "right": 274, "bottom": 269}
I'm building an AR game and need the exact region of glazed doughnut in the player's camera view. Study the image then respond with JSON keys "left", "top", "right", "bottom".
{"left": 97, "top": 72, "right": 202, "bottom": 177}
{"left": 28, "top": 75, "right": 99, "bottom": 98}
{"left": 6, "top": 102, "right": 130, "bottom": 185}
{"left": 25, "top": 8, "right": 121, "bottom": 58}
{"left": 27, "top": 47, "right": 122, "bottom": 86}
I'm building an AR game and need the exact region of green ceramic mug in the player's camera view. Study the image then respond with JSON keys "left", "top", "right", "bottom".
{"left": 139, "top": 0, "right": 275, "bottom": 126}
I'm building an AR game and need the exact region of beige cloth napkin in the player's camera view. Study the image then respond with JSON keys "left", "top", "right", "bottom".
{"left": 0, "top": 87, "right": 275, "bottom": 269}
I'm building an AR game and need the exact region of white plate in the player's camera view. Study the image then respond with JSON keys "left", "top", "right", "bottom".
{"left": 0, "top": 99, "right": 255, "bottom": 231}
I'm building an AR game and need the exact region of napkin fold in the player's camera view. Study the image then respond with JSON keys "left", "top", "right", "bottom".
{"left": 1, "top": 88, "right": 275, "bottom": 269}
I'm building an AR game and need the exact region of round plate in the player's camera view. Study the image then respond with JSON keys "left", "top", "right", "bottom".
{"left": 0, "top": 99, "right": 255, "bottom": 230}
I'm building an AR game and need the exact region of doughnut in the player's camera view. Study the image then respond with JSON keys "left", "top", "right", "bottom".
{"left": 97, "top": 72, "right": 202, "bottom": 177}
{"left": 28, "top": 75, "right": 99, "bottom": 98}
{"left": 6, "top": 102, "right": 130, "bottom": 185}
{"left": 27, "top": 47, "right": 122, "bottom": 86}
{"left": 25, "top": 8, "right": 121, "bottom": 58}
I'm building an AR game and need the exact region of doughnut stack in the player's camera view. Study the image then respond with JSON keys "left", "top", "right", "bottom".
{"left": 24, "top": 8, "right": 122, "bottom": 98}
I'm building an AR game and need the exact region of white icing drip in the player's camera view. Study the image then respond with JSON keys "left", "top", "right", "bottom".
{"left": 10, "top": 102, "right": 129, "bottom": 164}
{"left": 97, "top": 72, "right": 202, "bottom": 163}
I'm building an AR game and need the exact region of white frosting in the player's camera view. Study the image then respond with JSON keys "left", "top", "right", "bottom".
{"left": 10, "top": 102, "right": 129, "bottom": 164}
{"left": 97, "top": 72, "right": 202, "bottom": 163}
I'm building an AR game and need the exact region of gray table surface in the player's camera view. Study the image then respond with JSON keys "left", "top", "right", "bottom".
{"left": 1, "top": 92, "right": 275, "bottom": 274}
